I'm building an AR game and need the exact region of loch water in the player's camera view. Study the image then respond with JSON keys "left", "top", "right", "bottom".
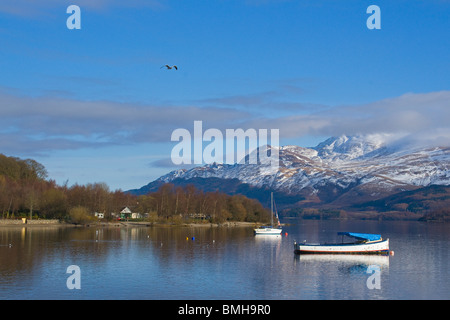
{"left": 0, "top": 219, "right": 448, "bottom": 300}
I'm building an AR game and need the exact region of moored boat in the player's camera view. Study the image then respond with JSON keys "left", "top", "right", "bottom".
{"left": 294, "top": 232, "right": 390, "bottom": 255}
{"left": 254, "top": 226, "right": 282, "bottom": 235}
{"left": 254, "top": 192, "right": 282, "bottom": 235}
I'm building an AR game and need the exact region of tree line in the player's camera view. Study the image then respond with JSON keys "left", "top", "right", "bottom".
{"left": 0, "top": 154, "right": 272, "bottom": 224}
{"left": 0, "top": 154, "right": 135, "bottom": 222}
{"left": 135, "top": 183, "right": 273, "bottom": 224}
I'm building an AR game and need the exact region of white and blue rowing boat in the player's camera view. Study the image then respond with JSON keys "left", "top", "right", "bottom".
{"left": 294, "top": 232, "right": 390, "bottom": 255}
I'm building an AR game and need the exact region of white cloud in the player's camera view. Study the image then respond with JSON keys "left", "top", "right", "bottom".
{"left": 1, "top": 89, "right": 449, "bottom": 156}
{"left": 262, "top": 91, "right": 450, "bottom": 147}
{"left": 0, "top": 90, "right": 249, "bottom": 155}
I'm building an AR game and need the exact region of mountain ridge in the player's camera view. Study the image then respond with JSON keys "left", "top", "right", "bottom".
{"left": 128, "top": 134, "right": 450, "bottom": 218}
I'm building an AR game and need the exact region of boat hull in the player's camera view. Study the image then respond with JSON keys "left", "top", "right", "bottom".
{"left": 254, "top": 228, "right": 282, "bottom": 235}
{"left": 294, "top": 239, "right": 389, "bottom": 255}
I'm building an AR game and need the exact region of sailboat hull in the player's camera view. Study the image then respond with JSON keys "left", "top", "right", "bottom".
{"left": 254, "top": 227, "right": 282, "bottom": 235}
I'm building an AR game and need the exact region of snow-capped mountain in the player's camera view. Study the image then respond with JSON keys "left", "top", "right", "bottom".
{"left": 130, "top": 134, "right": 450, "bottom": 209}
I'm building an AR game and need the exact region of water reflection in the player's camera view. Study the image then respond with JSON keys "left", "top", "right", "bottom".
{"left": 296, "top": 254, "right": 389, "bottom": 268}
{"left": 0, "top": 220, "right": 448, "bottom": 300}
{"left": 295, "top": 254, "right": 389, "bottom": 277}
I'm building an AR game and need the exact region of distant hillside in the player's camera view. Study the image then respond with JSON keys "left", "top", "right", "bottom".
{"left": 128, "top": 177, "right": 303, "bottom": 209}
{"left": 353, "top": 185, "right": 450, "bottom": 221}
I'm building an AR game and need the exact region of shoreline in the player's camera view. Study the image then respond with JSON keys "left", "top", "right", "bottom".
{"left": 94, "top": 221, "right": 260, "bottom": 228}
{"left": 0, "top": 219, "right": 260, "bottom": 228}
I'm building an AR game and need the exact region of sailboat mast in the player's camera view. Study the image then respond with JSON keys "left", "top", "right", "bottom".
{"left": 271, "top": 192, "right": 273, "bottom": 226}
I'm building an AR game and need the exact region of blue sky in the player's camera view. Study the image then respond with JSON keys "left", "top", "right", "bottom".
{"left": 0, "top": 0, "right": 449, "bottom": 190}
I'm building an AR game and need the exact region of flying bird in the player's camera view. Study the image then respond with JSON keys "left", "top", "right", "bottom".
{"left": 161, "top": 65, "right": 178, "bottom": 70}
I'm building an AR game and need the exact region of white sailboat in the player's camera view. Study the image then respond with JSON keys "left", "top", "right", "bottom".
{"left": 254, "top": 192, "right": 282, "bottom": 235}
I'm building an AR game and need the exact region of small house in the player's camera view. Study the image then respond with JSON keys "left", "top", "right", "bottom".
{"left": 131, "top": 212, "right": 142, "bottom": 219}
{"left": 120, "top": 207, "right": 132, "bottom": 219}
{"left": 94, "top": 212, "right": 104, "bottom": 219}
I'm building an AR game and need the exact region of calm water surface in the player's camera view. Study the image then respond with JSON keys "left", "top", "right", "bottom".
{"left": 0, "top": 220, "right": 448, "bottom": 300}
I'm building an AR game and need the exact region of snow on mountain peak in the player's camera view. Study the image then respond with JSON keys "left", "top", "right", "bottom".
{"left": 313, "top": 134, "right": 391, "bottom": 161}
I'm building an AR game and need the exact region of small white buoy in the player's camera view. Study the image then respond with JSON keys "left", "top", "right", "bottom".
{"left": 390, "top": 250, "right": 395, "bottom": 256}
